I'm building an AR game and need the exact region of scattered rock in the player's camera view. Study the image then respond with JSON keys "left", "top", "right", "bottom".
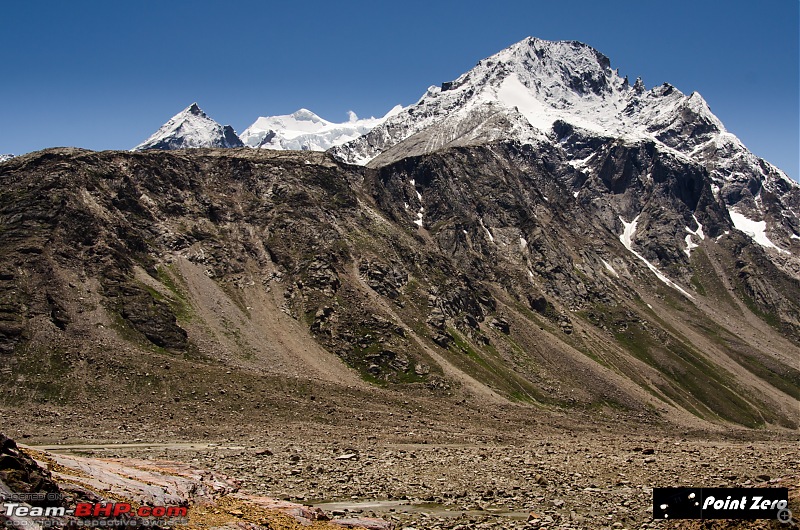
{"left": 489, "top": 317, "right": 510, "bottom": 334}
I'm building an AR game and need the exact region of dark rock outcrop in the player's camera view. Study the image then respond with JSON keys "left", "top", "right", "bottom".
{"left": 0, "top": 433, "right": 63, "bottom": 507}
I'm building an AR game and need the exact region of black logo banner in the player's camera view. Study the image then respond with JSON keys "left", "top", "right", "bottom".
{"left": 653, "top": 487, "right": 789, "bottom": 520}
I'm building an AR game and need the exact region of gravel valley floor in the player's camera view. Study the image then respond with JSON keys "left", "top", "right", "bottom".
{"left": 9, "top": 398, "right": 799, "bottom": 530}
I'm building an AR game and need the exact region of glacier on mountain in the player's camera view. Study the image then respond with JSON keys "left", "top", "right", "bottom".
{"left": 240, "top": 106, "right": 403, "bottom": 152}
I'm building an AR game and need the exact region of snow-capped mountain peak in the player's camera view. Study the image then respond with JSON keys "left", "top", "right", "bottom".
{"left": 331, "top": 36, "right": 790, "bottom": 186}
{"left": 134, "top": 103, "right": 243, "bottom": 151}
{"left": 331, "top": 37, "right": 641, "bottom": 165}
{"left": 330, "top": 36, "right": 797, "bottom": 261}
{"left": 494, "top": 37, "right": 618, "bottom": 95}
{"left": 292, "top": 108, "right": 325, "bottom": 122}
{"left": 240, "top": 105, "right": 403, "bottom": 151}
{"left": 243, "top": 109, "right": 329, "bottom": 145}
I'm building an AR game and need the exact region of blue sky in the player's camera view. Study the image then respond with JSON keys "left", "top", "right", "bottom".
{"left": 1, "top": 0, "right": 797, "bottom": 178}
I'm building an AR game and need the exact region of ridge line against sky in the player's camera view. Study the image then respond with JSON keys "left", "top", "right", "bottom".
{"left": 0, "top": 0, "right": 797, "bottom": 179}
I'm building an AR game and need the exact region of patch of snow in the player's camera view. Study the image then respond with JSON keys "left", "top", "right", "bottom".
{"left": 619, "top": 215, "right": 694, "bottom": 299}
{"left": 568, "top": 152, "right": 596, "bottom": 170}
{"left": 479, "top": 218, "right": 495, "bottom": 243}
{"left": 690, "top": 215, "right": 705, "bottom": 240}
{"left": 410, "top": 180, "right": 424, "bottom": 227}
{"left": 715, "top": 230, "right": 731, "bottom": 242}
{"left": 601, "top": 259, "right": 619, "bottom": 278}
{"left": 728, "top": 209, "right": 789, "bottom": 254}
{"left": 573, "top": 190, "right": 580, "bottom": 198}
{"left": 619, "top": 215, "right": 639, "bottom": 251}
{"left": 683, "top": 215, "right": 705, "bottom": 257}
{"left": 0, "top": 154, "right": 14, "bottom": 163}
{"left": 414, "top": 210, "right": 424, "bottom": 228}
{"left": 684, "top": 234, "right": 699, "bottom": 258}
{"left": 496, "top": 75, "right": 553, "bottom": 133}
{"left": 519, "top": 236, "right": 528, "bottom": 250}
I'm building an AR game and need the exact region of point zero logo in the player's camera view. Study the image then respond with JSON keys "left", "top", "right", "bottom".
{"left": 653, "top": 488, "right": 789, "bottom": 521}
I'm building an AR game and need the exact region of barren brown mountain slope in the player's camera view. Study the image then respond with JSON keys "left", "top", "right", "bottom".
{"left": 0, "top": 146, "right": 797, "bottom": 435}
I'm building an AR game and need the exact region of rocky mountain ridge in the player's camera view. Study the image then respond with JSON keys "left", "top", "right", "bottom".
{"left": 0, "top": 145, "right": 797, "bottom": 431}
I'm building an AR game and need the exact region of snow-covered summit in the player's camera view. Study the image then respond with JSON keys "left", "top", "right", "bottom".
{"left": 0, "top": 154, "right": 14, "bottom": 163}
{"left": 332, "top": 37, "right": 741, "bottom": 165}
{"left": 134, "top": 103, "right": 243, "bottom": 151}
{"left": 330, "top": 36, "right": 798, "bottom": 258}
{"left": 240, "top": 105, "right": 403, "bottom": 152}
